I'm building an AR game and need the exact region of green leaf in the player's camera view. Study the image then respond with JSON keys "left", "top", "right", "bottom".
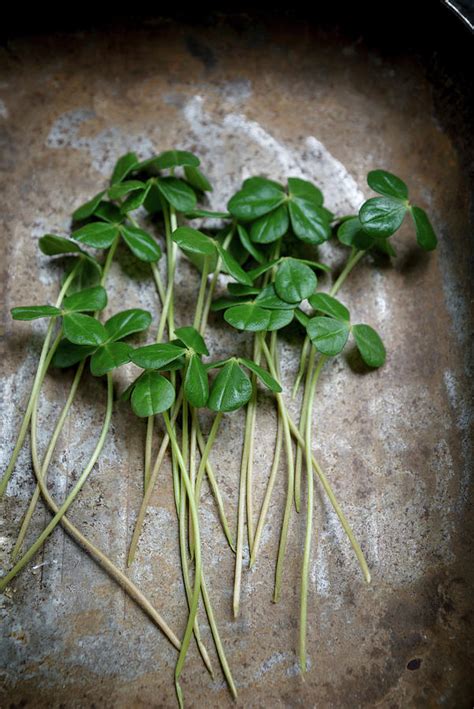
{"left": 108, "top": 180, "right": 147, "bottom": 200}
{"left": 184, "top": 353, "right": 209, "bottom": 407}
{"left": 72, "top": 191, "right": 105, "bottom": 222}
{"left": 254, "top": 284, "right": 295, "bottom": 310}
{"left": 105, "top": 309, "right": 152, "bottom": 342}
{"left": 120, "top": 225, "right": 162, "bottom": 262}
{"left": 266, "top": 309, "right": 294, "bottom": 331}
{"left": 210, "top": 297, "right": 243, "bottom": 312}
{"left": 353, "top": 324, "right": 386, "bottom": 367}
{"left": 228, "top": 283, "right": 260, "bottom": 296}
{"left": 172, "top": 226, "right": 216, "bottom": 256}
{"left": 359, "top": 197, "right": 407, "bottom": 238}
{"left": 73, "top": 222, "right": 120, "bottom": 249}
{"left": 52, "top": 340, "right": 96, "bottom": 368}
{"left": 295, "top": 258, "right": 331, "bottom": 273}
{"left": 307, "top": 316, "right": 350, "bottom": 356}
{"left": 120, "top": 184, "right": 151, "bottom": 213}
{"left": 243, "top": 176, "right": 284, "bottom": 191}
{"left": 308, "top": 293, "right": 350, "bottom": 321}
{"left": 64, "top": 257, "right": 102, "bottom": 295}
{"left": 131, "top": 371, "right": 175, "bottom": 417}
{"left": 236, "top": 224, "right": 265, "bottom": 264}
{"left": 274, "top": 258, "right": 317, "bottom": 303}
{"left": 63, "top": 286, "right": 107, "bottom": 313}
{"left": 294, "top": 308, "right": 310, "bottom": 327}
{"left": 367, "top": 170, "right": 408, "bottom": 200}
{"left": 131, "top": 343, "right": 186, "bottom": 370}
{"left": 217, "top": 244, "right": 253, "bottom": 285}
{"left": 288, "top": 199, "right": 331, "bottom": 245}
{"left": 63, "top": 313, "right": 108, "bottom": 346}
{"left": 185, "top": 209, "right": 230, "bottom": 219}
{"left": 90, "top": 342, "right": 132, "bottom": 376}
{"left": 111, "top": 152, "right": 140, "bottom": 185}
{"left": 143, "top": 183, "right": 163, "bottom": 214}
{"left": 208, "top": 361, "right": 252, "bottom": 412}
{"left": 410, "top": 206, "right": 437, "bottom": 251}
{"left": 39, "top": 235, "right": 83, "bottom": 256}
{"left": 337, "top": 217, "right": 374, "bottom": 250}
{"left": 94, "top": 201, "right": 123, "bottom": 224}
{"left": 228, "top": 179, "right": 286, "bottom": 221}
{"left": 11, "top": 305, "right": 61, "bottom": 321}
{"left": 156, "top": 177, "right": 197, "bottom": 212}
{"left": 184, "top": 166, "right": 212, "bottom": 192}
{"left": 239, "top": 357, "right": 282, "bottom": 392}
{"left": 374, "top": 239, "right": 397, "bottom": 257}
{"left": 250, "top": 205, "right": 289, "bottom": 244}
{"left": 247, "top": 260, "right": 280, "bottom": 281}
{"left": 174, "top": 326, "right": 209, "bottom": 355}
{"left": 288, "top": 177, "right": 323, "bottom": 206}
{"left": 155, "top": 150, "right": 200, "bottom": 169}
{"left": 224, "top": 303, "right": 271, "bottom": 332}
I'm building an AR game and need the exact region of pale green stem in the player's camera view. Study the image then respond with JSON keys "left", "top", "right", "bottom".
{"left": 201, "top": 573, "right": 238, "bottom": 700}
{"left": 194, "top": 413, "right": 235, "bottom": 552}
{"left": 177, "top": 398, "right": 214, "bottom": 677}
{"left": 193, "top": 413, "right": 223, "bottom": 509}
{"left": 11, "top": 342, "right": 82, "bottom": 560}
{"left": 292, "top": 335, "right": 310, "bottom": 399}
{"left": 294, "top": 347, "right": 316, "bottom": 513}
{"left": 300, "top": 355, "right": 325, "bottom": 673}
{"left": 127, "top": 387, "right": 184, "bottom": 567}
{"left": 193, "top": 256, "right": 210, "bottom": 331}
{"left": 0, "top": 372, "right": 114, "bottom": 591}
{"left": 187, "top": 409, "right": 238, "bottom": 698}
{"left": 233, "top": 403, "right": 253, "bottom": 618}
{"left": 11, "top": 238, "right": 119, "bottom": 549}
{"left": 262, "top": 340, "right": 370, "bottom": 584}
{"left": 162, "top": 411, "right": 202, "bottom": 709}
{"left": 250, "top": 408, "right": 282, "bottom": 567}
{"left": 144, "top": 415, "right": 154, "bottom": 493}
{"left": 0, "top": 261, "right": 81, "bottom": 498}
{"left": 22, "top": 362, "right": 180, "bottom": 649}
{"left": 199, "top": 228, "right": 234, "bottom": 333}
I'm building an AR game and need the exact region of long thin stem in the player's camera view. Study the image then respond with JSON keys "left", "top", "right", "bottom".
{"left": 300, "top": 355, "right": 325, "bottom": 673}
{"left": 294, "top": 347, "right": 316, "bottom": 513}
{"left": 24, "top": 366, "right": 180, "bottom": 650}
{"left": 177, "top": 399, "right": 214, "bottom": 677}
{"left": 250, "top": 407, "right": 282, "bottom": 567}
{"left": 193, "top": 256, "right": 210, "bottom": 331}
{"left": 11, "top": 238, "right": 120, "bottom": 551}
{"left": 0, "top": 372, "right": 114, "bottom": 590}
{"left": 12, "top": 354, "right": 84, "bottom": 560}
{"left": 126, "top": 387, "right": 184, "bottom": 566}
{"left": 233, "top": 401, "right": 252, "bottom": 618}
{"left": 193, "top": 413, "right": 223, "bottom": 511}
{"left": 0, "top": 261, "right": 81, "bottom": 497}
{"left": 194, "top": 412, "right": 235, "bottom": 552}
{"left": 261, "top": 340, "right": 370, "bottom": 584}
{"left": 199, "top": 227, "right": 234, "bottom": 333}
{"left": 162, "top": 411, "right": 202, "bottom": 709}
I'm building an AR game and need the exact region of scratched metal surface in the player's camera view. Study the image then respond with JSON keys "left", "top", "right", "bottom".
{"left": 0, "top": 11, "right": 473, "bottom": 708}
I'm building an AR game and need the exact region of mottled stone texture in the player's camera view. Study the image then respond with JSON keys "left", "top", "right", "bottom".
{"left": 0, "top": 12, "right": 473, "bottom": 709}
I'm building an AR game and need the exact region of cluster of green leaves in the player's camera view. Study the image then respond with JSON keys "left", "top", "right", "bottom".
{"left": 339, "top": 169, "right": 437, "bottom": 254}
{"left": 53, "top": 308, "right": 152, "bottom": 376}
{"left": 172, "top": 226, "right": 252, "bottom": 284}
{"left": 39, "top": 235, "right": 103, "bottom": 293}
{"left": 303, "top": 293, "right": 386, "bottom": 368}
{"left": 73, "top": 148, "right": 212, "bottom": 221}
{"left": 228, "top": 177, "right": 333, "bottom": 245}
{"left": 123, "top": 325, "right": 281, "bottom": 417}
{"left": 210, "top": 257, "right": 330, "bottom": 332}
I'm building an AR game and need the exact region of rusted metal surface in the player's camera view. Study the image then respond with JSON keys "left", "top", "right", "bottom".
{"left": 1, "top": 12, "right": 473, "bottom": 708}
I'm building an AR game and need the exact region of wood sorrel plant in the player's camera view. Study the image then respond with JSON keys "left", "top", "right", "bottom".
{"left": 1, "top": 156, "right": 438, "bottom": 706}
